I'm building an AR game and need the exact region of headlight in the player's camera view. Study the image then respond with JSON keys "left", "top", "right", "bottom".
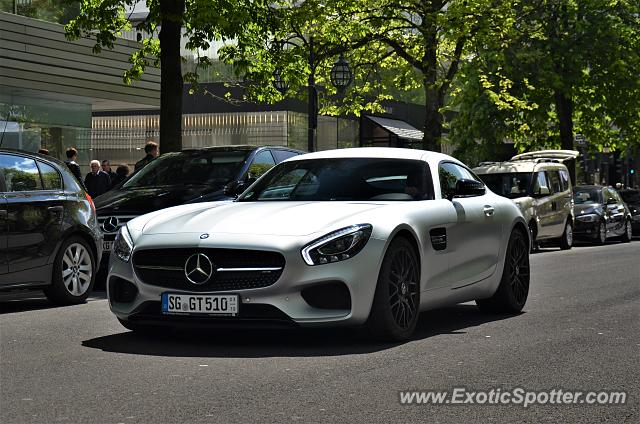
{"left": 576, "top": 213, "right": 598, "bottom": 222}
{"left": 302, "top": 224, "right": 372, "bottom": 266}
{"left": 113, "top": 226, "right": 134, "bottom": 262}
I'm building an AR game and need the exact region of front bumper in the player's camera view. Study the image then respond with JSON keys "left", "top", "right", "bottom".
{"left": 573, "top": 219, "right": 601, "bottom": 239}
{"left": 107, "top": 233, "right": 387, "bottom": 328}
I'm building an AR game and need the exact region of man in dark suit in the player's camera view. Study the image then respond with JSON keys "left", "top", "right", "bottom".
{"left": 64, "top": 148, "right": 83, "bottom": 184}
{"left": 84, "top": 160, "right": 111, "bottom": 198}
{"left": 101, "top": 160, "right": 117, "bottom": 182}
{"left": 134, "top": 141, "right": 159, "bottom": 172}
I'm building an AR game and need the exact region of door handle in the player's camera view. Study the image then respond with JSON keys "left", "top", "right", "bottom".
{"left": 47, "top": 206, "right": 64, "bottom": 213}
{"left": 483, "top": 205, "right": 495, "bottom": 216}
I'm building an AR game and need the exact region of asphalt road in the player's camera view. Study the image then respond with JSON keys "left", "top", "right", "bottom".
{"left": 2, "top": 240, "right": 639, "bottom": 423}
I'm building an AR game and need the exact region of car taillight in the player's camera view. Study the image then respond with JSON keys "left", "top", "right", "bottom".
{"left": 85, "top": 192, "right": 96, "bottom": 214}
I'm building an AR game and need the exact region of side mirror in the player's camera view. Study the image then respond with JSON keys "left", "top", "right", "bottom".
{"left": 223, "top": 177, "right": 257, "bottom": 197}
{"left": 452, "top": 179, "right": 485, "bottom": 199}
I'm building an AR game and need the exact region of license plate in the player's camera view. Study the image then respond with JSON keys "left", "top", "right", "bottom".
{"left": 103, "top": 241, "right": 113, "bottom": 251}
{"left": 161, "top": 293, "right": 239, "bottom": 316}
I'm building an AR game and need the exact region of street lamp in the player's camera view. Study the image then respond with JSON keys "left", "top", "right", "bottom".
{"left": 272, "top": 37, "right": 353, "bottom": 152}
{"left": 273, "top": 68, "right": 288, "bottom": 95}
{"left": 330, "top": 54, "right": 353, "bottom": 95}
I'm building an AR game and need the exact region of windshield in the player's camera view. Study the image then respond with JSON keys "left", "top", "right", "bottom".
{"left": 573, "top": 187, "right": 602, "bottom": 205}
{"left": 619, "top": 190, "right": 640, "bottom": 204}
{"left": 238, "top": 158, "right": 434, "bottom": 201}
{"left": 478, "top": 172, "right": 533, "bottom": 199}
{"left": 123, "top": 150, "right": 249, "bottom": 189}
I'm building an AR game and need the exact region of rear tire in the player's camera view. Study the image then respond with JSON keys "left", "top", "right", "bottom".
{"left": 559, "top": 220, "right": 573, "bottom": 250}
{"left": 43, "top": 236, "right": 96, "bottom": 305}
{"left": 366, "top": 237, "right": 420, "bottom": 342}
{"left": 476, "top": 229, "right": 529, "bottom": 313}
{"left": 621, "top": 220, "right": 632, "bottom": 243}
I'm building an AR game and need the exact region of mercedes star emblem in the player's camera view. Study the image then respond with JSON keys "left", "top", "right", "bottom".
{"left": 102, "top": 216, "right": 119, "bottom": 233}
{"left": 184, "top": 253, "right": 214, "bottom": 285}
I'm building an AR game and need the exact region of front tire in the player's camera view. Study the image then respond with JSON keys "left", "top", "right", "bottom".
{"left": 43, "top": 236, "right": 96, "bottom": 305}
{"left": 594, "top": 221, "right": 607, "bottom": 245}
{"left": 621, "top": 220, "right": 632, "bottom": 243}
{"left": 366, "top": 237, "right": 420, "bottom": 342}
{"left": 559, "top": 220, "right": 573, "bottom": 250}
{"left": 476, "top": 229, "right": 530, "bottom": 313}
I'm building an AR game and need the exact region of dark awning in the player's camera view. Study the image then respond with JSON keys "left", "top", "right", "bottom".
{"left": 365, "top": 116, "right": 424, "bottom": 141}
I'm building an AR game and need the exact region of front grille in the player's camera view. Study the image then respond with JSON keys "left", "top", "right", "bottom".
{"left": 133, "top": 248, "right": 285, "bottom": 292}
{"left": 97, "top": 215, "right": 137, "bottom": 240}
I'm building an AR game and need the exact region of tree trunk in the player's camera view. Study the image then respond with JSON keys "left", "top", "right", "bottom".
{"left": 423, "top": 82, "right": 443, "bottom": 152}
{"left": 159, "top": 0, "right": 184, "bottom": 153}
{"left": 422, "top": 21, "right": 442, "bottom": 152}
{"left": 554, "top": 89, "right": 576, "bottom": 183}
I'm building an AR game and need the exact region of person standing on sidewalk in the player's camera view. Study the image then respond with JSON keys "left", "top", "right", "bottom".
{"left": 134, "top": 141, "right": 159, "bottom": 172}
{"left": 84, "top": 160, "right": 111, "bottom": 198}
{"left": 101, "top": 160, "right": 117, "bottom": 181}
{"left": 64, "top": 148, "right": 83, "bottom": 184}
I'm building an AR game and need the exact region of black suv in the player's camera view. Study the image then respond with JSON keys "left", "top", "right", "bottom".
{"left": 0, "top": 149, "right": 102, "bottom": 304}
{"left": 95, "top": 145, "right": 303, "bottom": 266}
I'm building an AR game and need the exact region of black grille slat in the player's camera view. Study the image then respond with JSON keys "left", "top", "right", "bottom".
{"left": 133, "top": 249, "right": 285, "bottom": 292}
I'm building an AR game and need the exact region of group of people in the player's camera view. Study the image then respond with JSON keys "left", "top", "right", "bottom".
{"left": 42, "top": 141, "right": 159, "bottom": 199}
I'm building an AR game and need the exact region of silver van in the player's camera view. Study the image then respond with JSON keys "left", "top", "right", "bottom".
{"left": 474, "top": 150, "right": 579, "bottom": 251}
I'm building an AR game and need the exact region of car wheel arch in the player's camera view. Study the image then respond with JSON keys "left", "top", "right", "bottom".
{"left": 49, "top": 227, "right": 98, "bottom": 267}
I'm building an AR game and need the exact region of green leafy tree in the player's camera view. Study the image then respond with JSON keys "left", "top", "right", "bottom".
{"left": 221, "top": 0, "right": 515, "bottom": 152}
{"left": 450, "top": 0, "right": 640, "bottom": 167}
{"left": 65, "top": 0, "right": 272, "bottom": 153}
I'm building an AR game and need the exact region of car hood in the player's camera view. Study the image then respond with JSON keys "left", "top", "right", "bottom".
{"left": 574, "top": 203, "right": 602, "bottom": 215}
{"left": 95, "top": 185, "right": 224, "bottom": 215}
{"left": 136, "top": 201, "right": 387, "bottom": 236}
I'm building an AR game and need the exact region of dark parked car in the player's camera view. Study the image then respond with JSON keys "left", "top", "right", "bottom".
{"left": 95, "top": 145, "right": 303, "bottom": 266}
{"left": 619, "top": 189, "right": 640, "bottom": 235}
{"left": 573, "top": 185, "right": 633, "bottom": 244}
{"left": 0, "top": 149, "right": 102, "bottom": 304}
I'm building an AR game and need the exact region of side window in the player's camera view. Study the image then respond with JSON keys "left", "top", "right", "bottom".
{"left": 604, "top": 189, "right": 615, "bottom": 204}
{"left": 248, "top": 150, "right": 276, "bottom": 179}
{"left": 37, "top": 161, "right": 63, "bottom": 190}
{"left": 0, "top": 154, "right": 42, "bottom": 192}
{"left": 533, "top": 171, "right": 549, "bottom": 195}
{"left": 559, "top": 169, "right": 571, "bottom": 191}
{"left": 271, "top": 149, "right": 300, "bottom": 163}
{"left": 546, "top": 171, "right": 562, "bottom": 194}
{"left": 438, "top": 162, "right": 481, "bottom": 199}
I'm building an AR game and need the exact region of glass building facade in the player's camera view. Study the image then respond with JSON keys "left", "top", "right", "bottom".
{"left": 90, "top": 111, "right": 360, "bottom": 167}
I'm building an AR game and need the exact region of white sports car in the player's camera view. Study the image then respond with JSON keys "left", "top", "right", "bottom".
{"left": 108, "top": 148, "right": 529, "bottom": 341}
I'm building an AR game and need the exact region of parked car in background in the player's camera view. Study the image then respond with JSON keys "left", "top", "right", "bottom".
{"left": 0, "top": 149, "right": 102, "bottom": 304}
{"left": 107, "top": 147, "right": 530, "bottom": 341}
{"left": 473, "top": 150, "right": 578, "bottom": 251}
{"left": 573, "top": 185, "right": 633, "bottom": 244}
{"left": 95, "top": 145, "right": 303, "bottom": 268}
{"left": 618, "top": 189, "right": 640, "bottom": 235}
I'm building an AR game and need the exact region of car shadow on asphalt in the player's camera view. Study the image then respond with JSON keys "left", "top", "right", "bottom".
{"left": 0, "top": 290, "right": 107, "bottom": 314}
{"left": 81, "top": 304, "right": 518, "bottom": 358}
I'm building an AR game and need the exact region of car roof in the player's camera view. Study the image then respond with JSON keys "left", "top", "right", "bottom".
{"left": 0, "top": 148, "right": 67, "bottom": 167}
{"left": 288, "top": 147, "right": 455, "bottom": 163}
{"left": 474, "top": 160, "right": 567, "bottom": 174}
{"left": 181, "top": 145, "right": 301, "bottom": 153}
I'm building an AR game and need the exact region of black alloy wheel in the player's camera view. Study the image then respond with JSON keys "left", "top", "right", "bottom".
{"left": 367, "top": 237, "right": 420, "bottom": 341}
{"left": 476, "top": 229, "right": 530, "bottom": 313}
